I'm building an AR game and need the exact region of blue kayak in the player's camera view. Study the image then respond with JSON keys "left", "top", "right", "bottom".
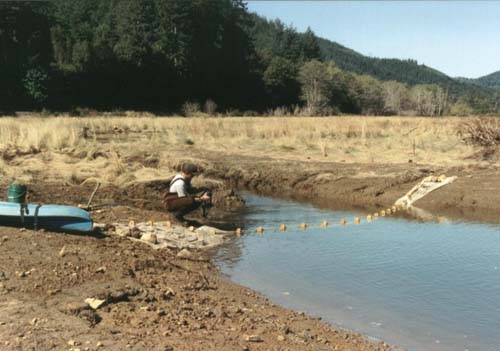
{"left": 0, "top": 201, "right": 93, "bottom": 233}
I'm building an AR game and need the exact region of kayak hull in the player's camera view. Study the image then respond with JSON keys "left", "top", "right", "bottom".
{"left": 0, "top": 201, "right": 93, "bottom": 233}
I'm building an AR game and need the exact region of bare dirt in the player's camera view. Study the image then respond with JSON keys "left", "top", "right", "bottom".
{"left": 197, "top": 150, "right": 500, "bottom": 224}
{"left": 0, "top": 204, "right": 391, "bottom": 351}
{"left": 1, "top": 149, "right": 499, "bottom": 351}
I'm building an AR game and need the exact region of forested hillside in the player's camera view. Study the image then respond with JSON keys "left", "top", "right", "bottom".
{"left": 458, "top": 72, "right": 500, "bottom": 91}
{"left": 318, "top": 38, "right": 474, "bottom": 92}
{"left": 0, "top": 0, "right": 498, "bottom": 115}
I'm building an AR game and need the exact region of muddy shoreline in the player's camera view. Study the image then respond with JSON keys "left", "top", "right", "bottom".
{"left": 1, "top": 151, "right": 500, "bottom": 350}
{"left": 197, "top": 151, "right": 500, "bottom": 225}
{"left": 0, "top": 203, "right": 392, "bottom": 351}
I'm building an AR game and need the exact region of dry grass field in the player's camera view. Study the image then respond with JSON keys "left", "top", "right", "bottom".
{"left": 0, "top": 115, "right": 485, "bottom": 187}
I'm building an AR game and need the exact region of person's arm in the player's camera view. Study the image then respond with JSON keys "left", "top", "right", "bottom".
{"left": 174, "top": 181, "right": 206, "bottom": 201}
{"left": 184, "top": 179, "right": 202, "bottom": 201}
{"left": 194, "top": 192, "right": 210, "bottom": 202}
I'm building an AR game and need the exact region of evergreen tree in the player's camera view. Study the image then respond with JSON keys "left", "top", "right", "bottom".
{"left": 0, "top": 2, "right": 53, "bottom": 108}
{"left": 263, "top": 57, "right": 300, "bottom": 107}
{"left": 300, "top": 27, "right": 321, "bottom": 60}
{"left": 0, "top": 0, "right": 497, "bottom": 115}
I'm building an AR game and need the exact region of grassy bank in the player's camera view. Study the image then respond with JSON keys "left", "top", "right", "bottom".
{"left": 0, "top": 116, "right": 483, "bottom": 186}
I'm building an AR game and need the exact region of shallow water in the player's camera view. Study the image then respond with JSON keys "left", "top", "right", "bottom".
{"left": 216, "top": 194, "right": 500, "bottom": 351}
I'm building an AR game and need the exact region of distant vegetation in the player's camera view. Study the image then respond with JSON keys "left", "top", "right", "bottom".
{"left": 1, "top": 0, "right": 499, "bottom": 116}
{"left": 458, "top": 72, "right": 500, "bottom": 91}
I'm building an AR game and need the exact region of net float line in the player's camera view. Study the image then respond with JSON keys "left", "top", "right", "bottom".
{"left": 244, "top": 220, "right": 357, "bottom": 235}
{"left": 232, "top": 203, "right": 413, "bottom": 236}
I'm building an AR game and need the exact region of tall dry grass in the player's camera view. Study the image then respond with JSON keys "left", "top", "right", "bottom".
{"left": 0, "top": 115, "right": 482, "bottom": 186}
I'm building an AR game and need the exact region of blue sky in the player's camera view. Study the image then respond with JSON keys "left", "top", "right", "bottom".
{"left": 247, "top": 1, "right": 500, "bottom": 78}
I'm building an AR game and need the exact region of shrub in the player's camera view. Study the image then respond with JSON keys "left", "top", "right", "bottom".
{"left": 450, "top": 100, "right": 473, "bottom": 117}
{"left": 242, "top": 110, "right": 259, "bottom": 117}
{"left": 70, "top": 107, "right": 99, "bottom": 117}
{"left": 224, "top": 109, "right": 243, "bottom": 117}
{"left": 184, "top": 137, "right": 195, "bottom": 145}
{"left": 458, "top": 117, "right": 500, "bottom": 147}
{"left": 203, "top": 99, "right": 217, "bottom": 115}
{"left": 181, "top": 101, "right": 201, "bottom": 117}
{"left": 23, "top": 68, "right": 49, "bottom": 104}
{"left": 266, "top": 106, "right": 290, "bottom": 117}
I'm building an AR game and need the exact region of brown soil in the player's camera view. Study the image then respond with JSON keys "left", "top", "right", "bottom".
{"left": 196, "top": 150, "right": 500, "bottom": 224}
{"left": 2, "top": 149, "right": 499, "bottom": 351}
{"left": 0, "top": 204, "right": 391, "bottom": 351}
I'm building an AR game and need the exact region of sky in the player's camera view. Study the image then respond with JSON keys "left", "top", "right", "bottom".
{"left": 247, "top": 1, "right": 500, "bottom": 79}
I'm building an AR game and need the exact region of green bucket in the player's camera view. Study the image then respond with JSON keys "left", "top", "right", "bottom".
{"left": 7, "top": 184, "right": 27, "bottom": 203}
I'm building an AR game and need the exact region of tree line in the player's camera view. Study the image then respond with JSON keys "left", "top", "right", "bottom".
{"left": 0, "top": 0, "right": 497, "bottom": 116}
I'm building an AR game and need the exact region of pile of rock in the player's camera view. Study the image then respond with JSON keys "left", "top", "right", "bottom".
{"left": 110, "top": 221, "right": 232, "bottom": 250}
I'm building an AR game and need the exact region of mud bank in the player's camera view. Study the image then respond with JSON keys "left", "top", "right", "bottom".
{"left": 199, "top": 151, "right": 500, "bottom": 224}
{"left": 0, "top": 210, "right": 392, "bottom": 351}
{"left": 0, "top": 177, "right": 395, "bottom": 350}
{"left": 1, "top": 150, "right": 498, "bottom": 350}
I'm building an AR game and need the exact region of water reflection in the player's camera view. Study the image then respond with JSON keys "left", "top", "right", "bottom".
{"left": 216, "top": 193, "right": 500, "bottom": 351}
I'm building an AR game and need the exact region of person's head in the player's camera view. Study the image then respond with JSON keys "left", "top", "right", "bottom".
{"left": 181, "top": 163, "right": 198, "bottom": 181}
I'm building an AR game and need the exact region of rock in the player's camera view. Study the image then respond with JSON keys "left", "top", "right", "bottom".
{"left": 95, "top": 266, "right": 106, "bottom": 273}
{"left": 115, "top": 227, "right": 129, "bottom": 237}
{"left": 16, "top": 271, "right": 26, "bottom": 278}
{"left": 280, "top": 325, "right": 291, "bottom": 335}
{"left": 162, "top": 287, "right": 175, "bottom": 300}
{"left": 277, "top": 335, "right": 285, "bottom": 341}
{"left": 96, "top": 342, "right": 103, "bottom": 348}
{"left": 29, "top": 318, "right": 37, "bottom": 326}
{"left": 187, "top": 235, "right": 198, "bottom": 242}
{"left": 84, "top": 298, "right": 106, "bottom": 310}
{"left": 129, "top": 227, "right": 141, "bottom": 239}
{"left": 141, "top": 233, "right": 158, "bottom": 244}
{"left": 196, "top": 225, "right": 231, "bottom": 236}
{"left": 64, "top": 302, "right": 90, "bottom": 315}
{"left": 59, "top": 246, "right": 66, "bottom": 257}
{"left": 244, "top": 335, "right": 263, "bottom": 342}
{"left": 0, "top": 271, "right": 6, "bottom": 281}
{"left": 176, "top": 249, "right": 192, "bottom": 259}
{"left": 68, "top": 340, "right": 80, "bottom": 346}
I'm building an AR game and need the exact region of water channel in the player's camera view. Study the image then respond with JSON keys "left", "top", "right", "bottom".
{"left": 216, "top": 193, "right": 500, "bottom": 351}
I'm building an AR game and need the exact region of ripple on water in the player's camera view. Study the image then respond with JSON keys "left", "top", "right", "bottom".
{"left": 217, "top": 194, "right": 500, "bottom": 351}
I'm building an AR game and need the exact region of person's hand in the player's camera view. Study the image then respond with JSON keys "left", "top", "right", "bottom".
{"left": 200, "top": 193, "right": 211, "bottom": 202}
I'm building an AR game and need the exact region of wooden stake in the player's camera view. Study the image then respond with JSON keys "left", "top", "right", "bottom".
{"left": 85, "top": 182, "right": 101, "bottom": 210}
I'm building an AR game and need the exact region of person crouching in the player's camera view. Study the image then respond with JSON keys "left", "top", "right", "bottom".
{"left": 163, "top": 163, "right": 211, "bottom": 222}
